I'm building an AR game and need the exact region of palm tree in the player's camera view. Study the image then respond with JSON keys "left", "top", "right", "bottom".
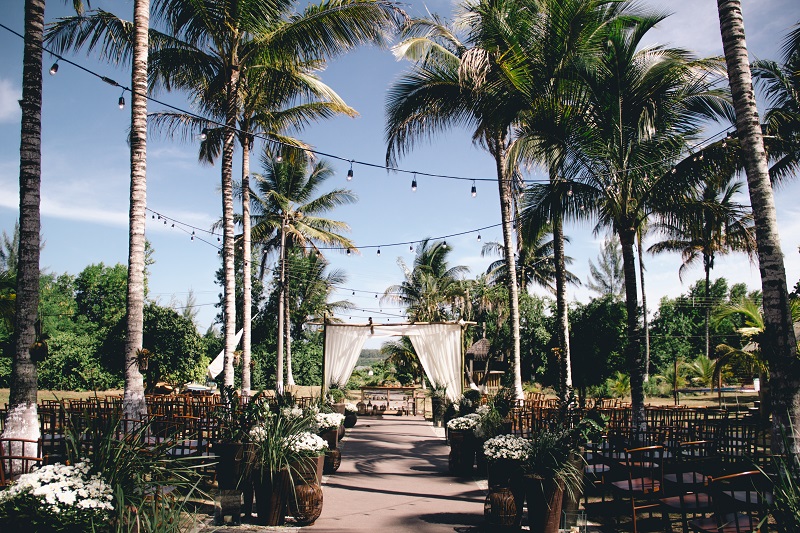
{"left": 284, "top": 249, "right": 352, "bottom": 333}
{"left": 48, "top": 0, "right": 403, "bottom": 389}
{"left": 649, "top": 173, "right": 756, "bottom": 361}
{"left": 383, "top": 239, "right": 469, "bottom": 322}
{"left": 151, "top": 62, "right": 357, "bottom": 396}
{"left": 482, "top": 222, "right": 578, "bottom": 294}
{"left": 386, "top": 0, "right": 617, "bottom": 398}
{"left": 522, "top": 14, "right": 729, "bottom": 429}
{"left": 586, "top": 236, "right": 624, "bottom": 300}
{"left": 752, "top": 22, "right": 800, "bottom": 184}
{"left": 716, "top": 0, "right": 799, "bottom": 454}
{"left": 3, "top": 0, "right": 45, "bottom": 443}
{"left": 380, "top": 336, "right": 421, "bottom": 386}
{"left": 250, "top": 150, "right": 356, "bottom": 391}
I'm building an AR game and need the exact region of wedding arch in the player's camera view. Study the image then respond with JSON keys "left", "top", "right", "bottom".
{"left": 322, "top": 320, "right": 468, "bottom": 402}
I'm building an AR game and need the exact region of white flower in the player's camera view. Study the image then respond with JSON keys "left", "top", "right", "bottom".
{"left": 281, "top": 406, "right": 305, "bottom": 420}
{"left": 475, "top": 405, "right": 490, "bottom": 416}
{"left": 344, "top": 403, "right": 358, "bottom": 413}
{"left": 447, "top": 416, "right": 479, "bottom": 431}
{"left": 315, "top": 412, "right": 345, "bottom": 431}
{"left": 483, "top": 435, "right": 531, "bottom": 462}
{"left": 283, "top": 432, "right": 328, "bottom": 455}
{"left": 249, "top": 425, "right": 269, "bottom": 443}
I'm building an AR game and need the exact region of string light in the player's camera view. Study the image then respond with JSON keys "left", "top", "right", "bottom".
{"left": 118, "top": 89, "right": 125, "bottom": 110}
{"left": 346, "top": 249, "right": 351, "bottom": 256}
{"left": 275, "top": 154, "right": 283, "bottom": 163}
{"left": 347, "top": 161, "right": 353, "bottom": 181}
{"left": 471, "top": 181, "right": 477, "bottom": 198}
{"left": 376, "top": 248, "right": 381, "bottom": 255}
{"left": 411, "top": 173, "right": 417, "bottom": 192}
{"left": 477, "top": 234, "right": 481, "bottom": 242}
{"left": 442, "top": 241, "right": 447, "bottom": 249}
{"left": 49, "top": 61, "right": 58, "bottom": 75}
{"left": 409, "top": 245, "right": 413, "bottom": 252}
{"left": 567, "top": 185, "right": 573, "bottom": 197}
{"left": 199, "top": 128, "right": 208, "bottom": 141}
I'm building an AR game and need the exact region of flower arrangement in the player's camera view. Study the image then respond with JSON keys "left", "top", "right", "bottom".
{"left": 281, "top": 405, "right": 305, "bottom": 421}
{"left": 447, "top": 415, "right": 479, "bottom": 431}
{"left": 283, "top": 432, "right": 329, "bottom": 457}
{"left": 0, "top": 461, "right": 113, "bottom": 531}
{"left": 315, "top": 412, "right": 345, "bottom": 431}
{"left": 344, "top": 403, "right": 358, "bottom": 413}
{"left": 483, "top": 435, "right": 532, "bottom": 462}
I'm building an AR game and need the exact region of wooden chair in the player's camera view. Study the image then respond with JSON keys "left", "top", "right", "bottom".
{"left": 660, "top": 441, "right": 714, "bottom": 533}
{"left": 688, "top": 470, "right": 771, "bottom": 533}
{"left": 0, "top": 438, "right": 42, "bottom": 487}
{"left": 611, "top": 445, "right": 665, "bottom": 533}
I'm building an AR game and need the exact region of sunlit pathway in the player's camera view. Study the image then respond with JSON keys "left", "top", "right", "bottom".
{"left": 314, "top": 416, "right": 486, "bottom": 533}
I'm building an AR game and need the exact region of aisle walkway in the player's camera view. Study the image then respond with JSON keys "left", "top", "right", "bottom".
{"left": 314, "top": 415, "right": 486, "bottom": 532}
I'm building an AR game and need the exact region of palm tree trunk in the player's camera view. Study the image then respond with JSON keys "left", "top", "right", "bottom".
{"left": 637, "top": 231, "right": 650, "bottom": 381}
{"left": 619, "top": 227, "right": 645, "bottom": 430}
{"left": 5, "top": 0, "right": 44, "bottom": 442}
{"left": 285, "top": 275, "right": 295, "bottom": 386}
{"left": 716, "top": 0, "right": 799, "bottom": 455}
{"left": 704, "top": 257, "right": 711, "bottom": 361}
{"left": 122, "top": 0, "right": 149, "bottom": 421}
{"left": 221, "top": 66, "right": 240, "bottom": 388}
{"left": 241, "top": 135, "right": 252, "bottom": 396}
{"left": 276, "top": 221, "right": 286, "bottom": 394}
{"left": 552, "top": 211, "right": 572, "bottom": 395}
{"left": 494, "top": 135, "right": 523, "bottom": 399}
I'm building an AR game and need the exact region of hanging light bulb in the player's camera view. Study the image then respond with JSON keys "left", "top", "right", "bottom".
{"left": 199, "top": 128, "right": 208, "bottom": 141}
{"left": 346, "top": 248, "right": 351, "bottom": 256}
{"left": 442, "top": 241, "right": 447, "bottom": 249}
{"left": 191, "top": 235, "right": 194, "bottom": 241}
{"left": 171, "top": 223, "right": 175, "bottom": 228}
{"left": 477, "top": 233, "right": 481, "bottom": 242}
{"left": 567, "top": 184, "right": 573, "bottom": 197}
{"left": 409, "top": 245, "right": 413, "bottom": 252}
{"left": 152, "top": 214, "right": 155, "bottom": 219}
{"left": 671, "top": 167, "right": 677, "bottom": 174}
{"left": 276, "top": 154, "right": 283, "bottom": 163}
{"left": 217, "top": 236, "right": 221, "bottom": 242}
{"left": 411, "top": 173, "right": 417, "bottom": 192}
{"left": 163, "top": 219, "right": 167, "bottom": 224}
{"left": 377, "top": 248, "right": 381, "bottom": 255}
{"left": 722, "top": 140, "right": 727, "bottom": 148}
{"left": 471, "top": 181, "right": 477, "bottom": 198}
{"left": 347, "top": 161, "right": 354, "bottom": 181}
{"left": 49, "top": 61, "right": 59, "bottom": 75}
{"left": 118, "top": 90, "right": 125, "bottom": 110}
{"left": 352, "top": 291, "right": 355, "bottom": 296}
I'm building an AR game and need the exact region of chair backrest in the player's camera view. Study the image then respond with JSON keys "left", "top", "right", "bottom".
{"left": 623, "top": 445, "right": 664, "bottom": 494}
{"left": 0, "top": 438, "right": 43, "bottom": 487}
{"left": 707, "top": 470, "right": 770, "bottom": 533}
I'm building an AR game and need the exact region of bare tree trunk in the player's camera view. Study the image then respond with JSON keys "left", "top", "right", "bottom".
{"left": 122, "top": 0, "right": 149, "bottom": 421}
{"left": 241, "top": 135, "right": 252, "bottom": 396}
{"left": 619, "top": 227, "right": 645, "bottom": 431}
{"left": 717, "top": 0, "right": 799, "bottom": 456}
{"left": 704, "top": 257, "right": 711, "bottom": 361}
{"left": 637, "top": 230, "right": 650, "bottom": 382}
{"left": 276, "top": 222, "right": 286, "bottom": 394}
{"left": 221, "top": 65, "right": 240, "bottom": 388}
{"left": 5, "top": 0, "right": 45, "bottom": 442}
{"left": 493, "top": 134, "right": 523, "bottom": 399}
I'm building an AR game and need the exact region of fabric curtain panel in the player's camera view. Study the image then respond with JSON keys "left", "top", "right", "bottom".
{"left": 324, "top": 325, "right": 370, "bottom": 388}
{"left": 323, "top": 323, "right": 463, "bottom": 401}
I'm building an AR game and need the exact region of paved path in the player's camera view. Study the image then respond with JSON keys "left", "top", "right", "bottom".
{"left": 313, "top": 415, "right": 486, "bottom": 533}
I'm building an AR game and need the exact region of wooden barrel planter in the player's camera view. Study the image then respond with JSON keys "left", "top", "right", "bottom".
{"left": 524, "top": 475, "right": 564, "bottom": 533}
{"left": 448, "top": 429, "right": 476, "bottom": 476}
{"left": 484, "top": 459, "right": 524, "bottom": 531}
{"left": 324, "top": 448, "right": 342, "bottom": 474}
{"left": 288, "top": 455, "right": 324, "bottom": 526}
{"left": 253, "top": 469, "right": 289, "bottom": 527}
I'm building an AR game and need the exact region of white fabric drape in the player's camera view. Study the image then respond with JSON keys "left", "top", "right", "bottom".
{"left": 324, "top": 325, "right": 370, "bottom": 388}
{"left": 207, "top": 328, "right": 244, "bottom": 379}
{"left": 323, "top": 323, "right": 463, "bottom": 401}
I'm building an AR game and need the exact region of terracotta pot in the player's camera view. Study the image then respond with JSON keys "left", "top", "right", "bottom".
{"left": 332, "top": 402, "right": 346, "bottom": 414}
{"left": 320, "top": 428, "right": 338, "bottom": 450}
{"left": 253, "top": 469, "right": 288, "bottom": 526}
{"left": 290, "top": 455, "right": 324, "bottom": 485}
{"left": 524, "top": 475, "right": 564, "bottom": 533}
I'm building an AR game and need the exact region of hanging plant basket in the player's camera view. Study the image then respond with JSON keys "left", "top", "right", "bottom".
{"left": 136, "top": 348, "right": 150, "bottom": 372}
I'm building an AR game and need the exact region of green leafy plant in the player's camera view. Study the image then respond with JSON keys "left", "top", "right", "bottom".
{"left": 212, "top": 386, "right": 268, "bottom": 443}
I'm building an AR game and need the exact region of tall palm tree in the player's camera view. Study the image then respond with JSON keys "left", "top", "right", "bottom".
{"left": 48, "top": 0, "right": 403, "bottom": 388}
{"left": 381, "top": 336, "right": 421, "bottom": 386}
{"left": 482, "top": 222, "right": 578, "bottom": 294}
{"left": 383, "top": 239, "right": 469, "bottom": 322}
{"left": 649, "top": 173, "right": 756, "bottom": 360}
{"left": 3, "top": 0, "right": 45, "bottom": 442}
{"left": 522, "top": 14, "right": 729, "bottom": 429}
{"left": 716, "top": 0, "right": 799, "bottom": 455}
{"left": 250, "top": 150, "right": 356, "bottom": 391}
{"left": 284, "top": 249, "right": 352, "bottom": 333}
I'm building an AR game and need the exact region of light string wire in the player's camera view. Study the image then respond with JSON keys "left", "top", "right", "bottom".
{"left": 1, "top": 21, "right": 736, "bottom": 188}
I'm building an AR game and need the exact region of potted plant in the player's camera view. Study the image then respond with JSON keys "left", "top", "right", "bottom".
{"left": 284, "top": 431, "right": 328, "bottom": 526}
{"left": 344, "top": 403, "right": 359, "bottom": 428}
{"left": 327, "top": 385, "right": 347, "bottom": 414}
{"left": 482, "top": 434, "right": 531, "bottom": 530}
{"left": 315, "top": 411, "right": 345, "bottom": 474}
{"left": 446, "top": 414, "right": 480, "bottom": 476}
{"left": 428, "top": 383, "right": 448, "bottom": 428}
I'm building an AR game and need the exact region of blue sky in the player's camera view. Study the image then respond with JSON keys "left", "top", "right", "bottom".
{"left": 1, "top": 0, "right": 799, "bottom": 343}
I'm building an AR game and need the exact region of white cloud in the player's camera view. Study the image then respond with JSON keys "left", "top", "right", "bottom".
{"left": 0, "top": 79, "right": 20, "bottom": 123}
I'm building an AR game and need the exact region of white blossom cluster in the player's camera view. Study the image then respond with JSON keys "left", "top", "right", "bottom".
{"left": 283, "top": 432, "right": 328, "bottom": 456}
{"left": 475, "top": 405, "right": 490, "bottom": 417}
{"left": 344, "top": 403, "right": 358, "bottom": 413}
{"left": 483, "top": 435, "right": 531, "bottom": 461}
{"left": 0, "top": 461, "right": 113, "bottom": 514}
{"left": 249, "top": 425, "right": 269, "bottom": 443}
{"left": 281, "top": 406, "right": 305, "bottom": 420}
{"left": 447, "top": 416, "right": 479, "bottom": 431}
{"left": 315, "top": 412, "right": 345, "bottom": 431}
